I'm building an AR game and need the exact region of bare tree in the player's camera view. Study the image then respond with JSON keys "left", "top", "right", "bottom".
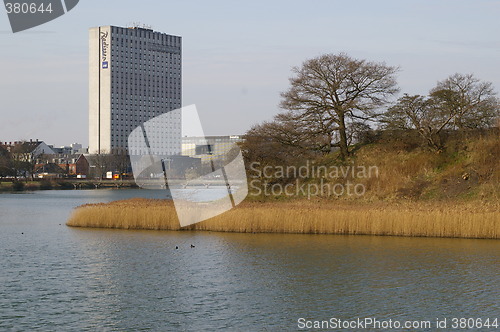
{"left": 431, "top": 73, "right": 500, "bottom": 130}
{"left": 382, "top": 74, "right": 500, "bottom": 150}
{"left": 248, "top": 112, "right": 332, "bottom": 154}
{"left": 110, "top": 148, "right": 130, "bottom": 179}
{"left": 382, "top": 94, "right": 446, "bottom": 149}
{"left": 0, "top": 145, "right": 14, "bottom": 178}
{"left": 242, "top": 123, "right": 318, "bottom": 182}
{"left": 9, "top": 142, "right": 37, "bottom": 180}
{"left": 88, "top": 152, "right": 112, "bottom": 179}
{"left": 280, "top": 53, "right": 399, "bottom": 159}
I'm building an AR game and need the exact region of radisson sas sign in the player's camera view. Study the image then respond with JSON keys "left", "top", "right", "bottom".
{"left": 100, "top": 30, "right": 109, "bottom": 69}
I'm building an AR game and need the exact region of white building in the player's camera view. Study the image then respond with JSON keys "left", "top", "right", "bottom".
{"left": 89, "top": 25, "right": 182, "bottom": 155}
{"left": 181, "top": 135, "right": 243, "bottom": 164}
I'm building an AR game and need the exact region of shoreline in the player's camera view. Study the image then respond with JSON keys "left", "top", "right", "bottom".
{"left": 66, "top": 198, "right": 500, "bottom": 240}
{"left": 0, "top": 180, "right": 138, "bottom": 192}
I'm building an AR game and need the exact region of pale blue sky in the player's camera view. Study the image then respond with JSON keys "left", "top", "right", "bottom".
{"left": 1, "top": 0, "right": 499, "bottom": 147}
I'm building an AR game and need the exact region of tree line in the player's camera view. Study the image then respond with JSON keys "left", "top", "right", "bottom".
{"left": 0, "top": 144, "right": 130, "bottom": 180}
{"left": 245, "top": 53, "right": 499, "bottom": 161}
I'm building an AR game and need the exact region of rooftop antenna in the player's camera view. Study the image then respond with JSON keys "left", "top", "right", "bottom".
{"left": 127, "top": 21, "right": 153, "bottom": 30}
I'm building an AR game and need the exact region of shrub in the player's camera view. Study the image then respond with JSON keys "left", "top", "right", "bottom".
{"left": 57, "top": 181, "right": 74, "bottom": 190}
{"left": 12, "top": 181, "right": 25, "bottom": 191}
{"left": 39, "top": 180, "right": 53, "bottom": 190}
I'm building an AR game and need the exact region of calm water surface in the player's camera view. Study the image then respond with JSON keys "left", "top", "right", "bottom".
{"left": 0, "top": 190, "right": 499, "bottom": 331}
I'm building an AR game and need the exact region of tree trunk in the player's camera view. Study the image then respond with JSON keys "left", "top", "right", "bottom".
{"left": 338, "top": 113, "right": 349, "bottom": 159}
{"left": 419, "top": 128, "right": 442, "bottom": 151}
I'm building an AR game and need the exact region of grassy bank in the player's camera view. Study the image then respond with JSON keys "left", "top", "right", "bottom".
{"left": 66, "top": 198, "right": 500, "bottom": 239}
{"left": 0, "top": 180, "right": 76, "bottom": 191}
{"left": 348, "top": 131, "right": 500, "bottom": 202}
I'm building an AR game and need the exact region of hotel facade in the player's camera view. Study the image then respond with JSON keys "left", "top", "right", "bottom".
{"left": 88, "top": 25, "right": 182, "bottom": 155}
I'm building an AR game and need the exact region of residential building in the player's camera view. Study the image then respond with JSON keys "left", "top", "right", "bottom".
{"left": 35, "top": 154, "right": 90, "bottom": 177}
{"left": 4, "top": 140, "right": 55, "bottom": 163}
{"left": 50, "top": 143, "right": 87, "bottom": 155}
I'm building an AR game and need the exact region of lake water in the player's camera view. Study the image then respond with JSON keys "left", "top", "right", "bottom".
{"left": 1, "top": 190, "right": 499, "bottom": 331}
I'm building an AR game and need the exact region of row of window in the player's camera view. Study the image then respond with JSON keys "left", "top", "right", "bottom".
{"left": 111, "top": 82, "right": 180, "bottom": 89}
{"left": 110, "top": 55, "right": 180, "bottom": 64}
{"left": 111, "top": 88, "right": 180, "bottom": 94}
{"left": 111, "top": 78, "right": 181, "bottom": 84}
{"left": 110, "top": 61, "right": 180, "bottom": 68}
{"left": 111, "top": 86, "right": 180, "bottom": 92}
{"left": 110, "top": 62, "right": 180, "bottom": 70}
{"left": 111, "top": 109, "right": 181, "bottom": 115}
{"left": 107, "top": 67, "right": 181, "bottom": 75}
{"left": 113, "top": 38, "right": 181, "bottom": 47}
{"left": 111, "top": 96, "right": 180, "bottom": 101}
{"left": 110, "top": 116, "right": 181, "bottom": 122}
{"left": 112, "top": 73, "right": 180, "bottom": 79}
{"left": 110, "top": 84, "right": 180, "bottom": 90}
{"left": 111, "top": 105, "right": 181, "bottom": 110}
{"left": 110, "top": 115, "right": 181, "bottom": 123}
{"left": 111, "top": 47, "right": 180, "bottom": 56}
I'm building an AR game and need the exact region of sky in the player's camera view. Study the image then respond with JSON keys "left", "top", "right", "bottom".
{"left": 1, "top": 0, "right": 499, "bottom": 147}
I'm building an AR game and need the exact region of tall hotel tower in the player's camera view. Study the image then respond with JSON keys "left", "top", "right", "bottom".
{"left": 89, "top": 25, "right": 181, "bottom": 154}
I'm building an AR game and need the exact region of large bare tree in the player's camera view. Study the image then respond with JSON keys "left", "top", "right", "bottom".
{"left": 280, "top": 53, "right": 399, "bottom": 159}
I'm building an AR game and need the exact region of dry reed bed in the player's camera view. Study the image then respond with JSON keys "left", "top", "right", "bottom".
{"left": 66, "top": 198, "right": 500, "bottom": 239}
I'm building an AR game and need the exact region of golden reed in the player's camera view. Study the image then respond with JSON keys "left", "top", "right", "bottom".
{"left": 66, "top": 198, "right": 500, "bottom": 239}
